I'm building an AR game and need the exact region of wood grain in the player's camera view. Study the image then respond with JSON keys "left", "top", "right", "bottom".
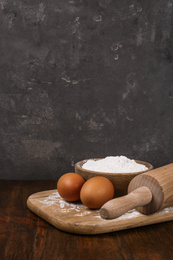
{"left": 100, "top": 187, "right": 152, "bottom": 219}
{"left": 128, "top": 163, "right": 173, "bottom": 214}
{"left": 1, "top": 180, "right": 173, "bottom": 260}
{"left": 100, "top": 163, "right": 173, "bottom": 219}
{"left": 27, "top": 189, "right": 173, "bottom": 235}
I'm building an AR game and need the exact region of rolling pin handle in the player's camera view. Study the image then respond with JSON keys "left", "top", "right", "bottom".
{"left": 100, "top": 186, "right": 152, "bottom": 219}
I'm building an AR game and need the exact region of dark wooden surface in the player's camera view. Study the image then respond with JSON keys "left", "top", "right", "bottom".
{"left": 0, "top": 180, "right": 173, "bottom": 260}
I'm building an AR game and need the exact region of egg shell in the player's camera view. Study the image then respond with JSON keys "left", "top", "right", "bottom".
{"left": 57, "top": 172, "right": 85, "bottom": 202}
{"left": 80, "top": 176, "right": 115, "bottom": 209}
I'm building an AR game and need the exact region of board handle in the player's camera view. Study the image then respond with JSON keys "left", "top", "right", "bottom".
{"left": 100, "top": 187, "right": 152, "bottom": 219}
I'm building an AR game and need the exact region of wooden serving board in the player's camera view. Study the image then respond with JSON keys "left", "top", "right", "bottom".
{"left": 27, "top": 189, "right": 173, "bottom": 235}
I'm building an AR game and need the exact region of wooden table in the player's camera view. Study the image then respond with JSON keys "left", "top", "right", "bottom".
{"left": 1, "top": 180, "right": 173, "bottom": 260}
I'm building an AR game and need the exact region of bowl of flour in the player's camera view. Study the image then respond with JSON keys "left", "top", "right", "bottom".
{"left": 75, "top": 156, "right": 153, "bottom": 197}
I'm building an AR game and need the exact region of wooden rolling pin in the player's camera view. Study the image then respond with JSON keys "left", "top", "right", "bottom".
{"left": 100, "top": 163, "right": 173, "bottom": 219}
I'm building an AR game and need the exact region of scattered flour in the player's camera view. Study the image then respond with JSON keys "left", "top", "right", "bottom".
{"left": 37, "top": 191, "right": 173, "bottom": 221}
{"left": 82, "top": 156, "right": 148, "bottom": 173}
{"left": 40, "top": 192, "right": 90, "bottom": 214}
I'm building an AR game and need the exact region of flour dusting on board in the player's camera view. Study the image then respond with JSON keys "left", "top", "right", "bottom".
{"left": 40, "top": 192, "right": 96, "bottom": 216}
{"left": 28, "top": 189, "right": 173, "bottom": 235}
{"left": 82, "top": 156, "right": 148, "bottom": 173}
{"left": 37, "top": 191, "right": 173, "bottom": 221}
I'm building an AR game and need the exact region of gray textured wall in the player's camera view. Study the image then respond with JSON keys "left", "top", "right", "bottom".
{"left": 0, "top": 0, "right": 173, "bottom": 179}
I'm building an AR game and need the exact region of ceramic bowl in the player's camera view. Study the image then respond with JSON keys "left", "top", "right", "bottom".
{"left": 75, "top": 159, "right": 153, "bottom": 197}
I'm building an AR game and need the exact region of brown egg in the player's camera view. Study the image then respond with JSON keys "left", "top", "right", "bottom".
{"left": 57, "top": 172, "right": 85, "bottom": 202}
{"left": 80, "top": 176, "right": 114, "bottom": 209}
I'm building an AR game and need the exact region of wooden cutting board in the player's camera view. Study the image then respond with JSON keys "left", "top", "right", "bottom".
{"left": 27, "top": 189, "right": 173, "bottom": 235}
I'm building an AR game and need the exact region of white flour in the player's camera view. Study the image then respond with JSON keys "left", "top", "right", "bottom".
{"left": 82, "top": 156, "right": 148, "bottom": 173}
